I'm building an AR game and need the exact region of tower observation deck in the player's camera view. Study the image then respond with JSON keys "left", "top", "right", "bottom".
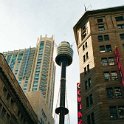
{"left": 55, "top": 41, "right": 73, "bottom": 124}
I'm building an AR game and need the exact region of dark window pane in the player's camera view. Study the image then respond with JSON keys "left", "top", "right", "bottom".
{"left": 97, "top": 18, "right": 103, "bottom": 23}
{"left": 115, "top": 16, "right": 124, "bottom": 21}
{"left": 101, "top": 58, "right": 108, "bottom": 66}
{"left": 104, "top": 35, "right": 109, "bottom": 41}
{"left": 114, "top": 87, "right": 122, "bottom": 98}
{"left": 99, "top": 46, "right": 105, "bottom": 52}
{"left": 104, "top": 72, "right": 110, "bottom": 80}
{"left": 118, "top": 106, "right": 124, "bottom": 119}
{"left": 120, "top": 33, "right": 124, "bottom": 40}
{"left": 109, "top": 106, "right": 118, "bottom": 119}
{"left": 111, "top": 71, "right": 118, "bottom": 80}
{"left": 98, "top": 35, "right": 103, "bottom": 41}
{"left": 117, "top": 24, "right": 124, "bottom": 29}
{"left": 89, "top": 94, "right": 93, "bottom": 105}
{"left": 107, "top": 88, "right": 113, "bottom": 98}
{"left": 85, "top": 81, "right": 88, "bottom": 90}
{"left": 106, "top": 45, "right": 112, "bottom": 52}
{"left": 88, "top": 78, "right": 91, "bottom": 87}
{"left": 91, "top": 112, "right": 95, "bottom": 124}
{"left": 98, "top": 24, "right": 105, "bottom": 31}
{"left": 86, "top": 97, "right": 89, "bottom": 107}
{"left": 108, "top": 57, "right": 115, "bottom": 65}
{"left": 87, "top": 115, "right": 91, "bottom": 124}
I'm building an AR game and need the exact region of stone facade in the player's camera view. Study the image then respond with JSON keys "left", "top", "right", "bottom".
{"left": 74, "top": 6, "right": 124, "bottom": 124}
{"left": 0, "top": 53, "right": 39, "bottom": 124}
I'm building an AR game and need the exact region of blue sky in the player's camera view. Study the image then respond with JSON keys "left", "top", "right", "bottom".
{"left": 0, "top": 0, "right": 124, "bottom": 123}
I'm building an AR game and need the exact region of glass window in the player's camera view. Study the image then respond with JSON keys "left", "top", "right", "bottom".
{"left": 101, "top": 58, "right": 108, "bottom": 66}
{"left": 98, "top": 24, "right": 105, "bottom": 31}
{"left": 99, "top": 46, "right": 105, "bottom": 52}
{"left": 117, "top": 24, "right": 124, "bottom": 29}
{"left": 87, "top": 115, "right": 91, "bottom": 124}
{"left": 108, "top": 57, "right": 115, "bottom": 65}
{"left": 114, "top": 87, "right": 122, "bottom": 98}
{"left": 89, "top": 94, "right": 93, "bottom": 105}
{"left": 86, "top": 97, "right": 89, "bottom": 107}
{"left": 106, "top": 45, "right": 112, "bottom": 52}
{"left": 88, "top": 78, "right": 91, "bottom": 87}
{"left": 85, "top": 80, "right": 88, "bottom": 90}
{"left": 91, "top": 112, "right": 95, "bottom": 124}
{"left": 111, "top": 71, "right": 118, "bottom": 80}
{"left": 104, "top": 72, "right": 110, "bottom": 80}
{"left": 118, "top": 106, "right": 124, "bottom": 119}
{"left": 83, "top": 45, "right": 85, "bottom": 50}
{"left": 98, "top": 35, "right": 103, "bottom": 41}
{"left": 83, "top": 55, "right": 86, "bottom": 62}
{"left": 86, "top": 52, "right": 89, "bottom": 59}
{"left": 104, "top": 35, "right": 109, "bottom": 41}
{"left": 109, "top": 106, "right": 118, "bottom": 119}
{"left": 106, "top": 87, "right": 113, "bottom": 98}
{"left": 87, "top": 64, "right": 90, "bottom": 72}
{"left": 97, "top": 18, "right": 103, "bottom": 23}
{"left": 85, "top": 42, "right": 87, "bottom": 48}
{"left": 84, "top": 67, "right": 86, "bottom": 74}
{"left": 120, "top": 33, "right": 124, "bottom": 40}
{"left": 115, "top": 16, "right": 124, "bottom": 21}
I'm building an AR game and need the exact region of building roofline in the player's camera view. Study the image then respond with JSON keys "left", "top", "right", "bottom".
{"left": 73, "top": 5, "right": 124, "bottom": 30}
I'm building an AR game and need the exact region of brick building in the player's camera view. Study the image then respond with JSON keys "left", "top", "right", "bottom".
{"left": 74, "top": 6, "right": 124, "bottom": 124}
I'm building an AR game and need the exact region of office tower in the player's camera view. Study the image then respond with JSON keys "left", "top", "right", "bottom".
{"left": 74, "top": 6, "right": 124, "bottom": 124}
{"left": 3, "top": 35, "right": 55, "bottom": 114}
{"left": 0, "top": 53, "right": 39, "bottom": 124}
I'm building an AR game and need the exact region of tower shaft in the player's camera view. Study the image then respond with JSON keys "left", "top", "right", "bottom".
{"left": 59, "top": 60, "right": 66, "bottom": 124}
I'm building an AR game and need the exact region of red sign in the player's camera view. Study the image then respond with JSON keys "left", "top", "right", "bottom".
{"left": 115, "top": 47, "right": 124, "bottom": 86}
{"left": 77, "top": 83, "right": 83, "bottom": 124}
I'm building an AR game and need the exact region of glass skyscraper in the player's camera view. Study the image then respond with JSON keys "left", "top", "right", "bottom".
{"left": 3, "top": 35, "right": 55, "bottom": 113}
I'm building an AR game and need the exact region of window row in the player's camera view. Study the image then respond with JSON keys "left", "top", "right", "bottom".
{"left": 104, "top": 71, "right": 118, "bottom": 81}
{"left": 99, "top": 45, "right": 112, "bottom": 52}
{"left": 110, "top": 106, "right": 124, "bottom": 119}
{"left": 101, "top": 57, "right": 115, "bottom": 66}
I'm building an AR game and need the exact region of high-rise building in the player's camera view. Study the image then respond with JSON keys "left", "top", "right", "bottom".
{"left": 74, "top": 6, "right": 124, "bottom": 124}
{"left": 3, "top": 35, "right": 55, "bottom": 114}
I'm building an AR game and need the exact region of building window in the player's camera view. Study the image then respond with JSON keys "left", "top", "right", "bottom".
{"left": 87, "top": 114, "right": 91, "bottom": 124}
{"left": 109, "top": 106, "right": 124, "bottom": 119}
{"left": 106, "top": 45, "right": 112, "bottom": 52}
{"left": 110, "top": 106, "right": 118, "bottom": 119}
{"left": 115, "top": 16, "right": 124, "bottom": 21}
{"left": 97, "top": 18, "right": 103, "bottom": 23}
{"left": 91, "top": 112, "right": 95, "bottom": 124}
{"left": 84, "top": 67, "right": 86, "bottom": 74}
{"left": 81, "top": 25, "right": 87, "bottom": 40}
{"left": 106, "top": 87, "right": 122, "bottom": 99}
{"left": 107, "top": 87, "right": 113, "bottom": 98}
{"left": 98, "top": 24, "right": 105, "bottom": 31}
{"left": 83, "top": 55, "right": 86, "bottom": 62}
{"left": 117, "top": 24, "right": 124, "bottom": 29}
{"left": 108, "top": 57, "right": 115, "bottom": 65}
{"left": 86, "top": 52, "right": 89, "bottom": 59}
{"left": 99, "top": 45, "right": 105, "bottom": 52}
{"left": 98, "top": 35, "right": 103, "bottom": 41}
{"left": 85, "top": 78, "right": 91, "bottom": 90}
{"left": 104, "top": 35, "right": 109, "bottom": 41}
{"left": 104, "top": 72, "right": 110, "bottom": 80}
{"left": 86, "top": 94, "right": 93, "bottom": 108}
{"left": 87, "top": 64, "right": 90, "bottom": 72}
{"left": 87, "top": 112, "right": 95, "bottom": 124}
{"left": 111, "top": 71, "right": 118, "bottom": 80}
{"left": 114, "top": 87, "right": 122, "bottom": 98}
{"left": 120, "top": 33, "right": 124, "bottom": 40}
{"left": 85, "top": 42, "right": 88, "bottom": 48}
{"left": 83, "top": 45, "right": 85, "bottom": 50}
{"left": 101, "top": 58, "right": 108, "bottom": 66}
{"left": 85, "top": 80, "right": 88, "bottom": 90}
